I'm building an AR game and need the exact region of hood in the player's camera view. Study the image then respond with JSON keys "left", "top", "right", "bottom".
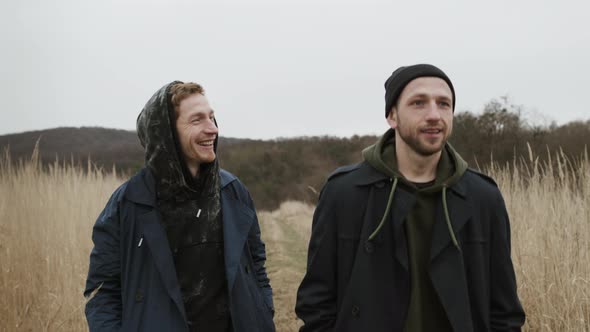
{"left": 136, "top": 81, "right": 219, "bottom": 199}
{"left": 362, "top": 128, "right": 467, "bottom": 191}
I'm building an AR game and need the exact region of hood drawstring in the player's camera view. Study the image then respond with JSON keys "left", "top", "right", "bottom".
{"left": 442, "top": 186, "right": 461, "bottom": 252}
{"left": 366, "top": 180, "right": 462, "bottom": 252}
{"left": 368, "top": 177, "right": 398, "bottom": 241}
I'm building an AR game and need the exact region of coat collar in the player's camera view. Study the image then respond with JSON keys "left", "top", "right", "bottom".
{"left": 351, "top": 162, "right": 390, "bottom": 186}
{"left": 220, "top": 168, "right": 237, "bottom": 188}
{"left": 351, "top": 161, "right": 468, "bottom": 199}
{"left": 125, "top": 168, "right": 157, "bottom": 206}
{"left": 448, "top": 177, "right": 467, "bottom": 198}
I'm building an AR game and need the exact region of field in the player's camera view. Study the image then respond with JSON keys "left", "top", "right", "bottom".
{"left": 0, "top": 147, "right": 589, "bottom": 331}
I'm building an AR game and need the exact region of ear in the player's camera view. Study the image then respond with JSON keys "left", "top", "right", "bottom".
{"left": 386, "top": 108, "right": 398, "bottom": 129}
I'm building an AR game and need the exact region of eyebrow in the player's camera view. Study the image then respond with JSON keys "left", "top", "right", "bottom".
{"left": 189, "top": 109, "right": 215, "bottom": 117}
{"left": 408, "top": 93, "right": 452, "bottom": 101}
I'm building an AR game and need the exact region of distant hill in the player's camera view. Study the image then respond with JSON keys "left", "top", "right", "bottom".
{"left": 0, "top": 127, "right": 143, "bottom": 170}
{"left": 0, "top": 127, "right": 248, "bottom": 172}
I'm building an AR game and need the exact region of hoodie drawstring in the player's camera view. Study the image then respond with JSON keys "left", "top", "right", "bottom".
{"left": 368, "top": 178, "right": 398, "bottom": 241}
{"left": 367, "top": 180, "right": 461, "bottom": 252}
{"left": 442, "top": 186, "right": 461, "bottom": 251}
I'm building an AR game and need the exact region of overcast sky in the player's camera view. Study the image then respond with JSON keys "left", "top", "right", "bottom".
{"left": 1, "top": 0, "right": 589, "bottom": 139}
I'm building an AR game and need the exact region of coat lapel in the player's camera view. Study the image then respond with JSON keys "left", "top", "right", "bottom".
{"left": 429, "top": 183, "right": 474, "bottom": 332}
{"left": 221, "top": 189, "right": 255, "bottom": 292}
{"left": 125, "top": 169, "right": 187, "bottom": 322}
{"left": 352, "top": 163, "right": 415, "bottom": 270}
{"left": 140, "top": 209, "right": 187, "bottom": 323}
{"left": 430, "top": 183, "right": 471, "bottom": 261}
{"left": 429, "top": 246, "right": 474, "bottom": 332}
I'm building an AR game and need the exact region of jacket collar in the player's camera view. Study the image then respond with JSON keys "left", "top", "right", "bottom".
{"left": 125, "top": 168, "right": 157, "bottom": 206}
{"left": 220, "top": 168, "right": 237, "bottom": 188}
{"left": 352, "top": 162, "right": 390, "bottom": 186}
{"left": 353, "top": 161, "right": 468, "bottom": 198}
{"left": 448, "top": 176, "right": 467, "bottom": 197}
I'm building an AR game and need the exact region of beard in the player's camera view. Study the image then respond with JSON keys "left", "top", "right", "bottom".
{"left": 396, "top": 117, "right": 450, "bottom": 157}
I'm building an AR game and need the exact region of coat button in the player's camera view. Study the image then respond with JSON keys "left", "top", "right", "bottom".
{"left": 135, "top": 290, "right": 144, "bottom": 302}
{"left": 351, "top": 305, "right": 360, "bottom": 317}
{"left": 364, "top": 241, "right": 374, "bottom": 254}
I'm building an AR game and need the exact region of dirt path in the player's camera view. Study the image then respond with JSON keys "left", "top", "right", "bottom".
{"left": 258, "top": 203, "right": 313, "bottom": 332}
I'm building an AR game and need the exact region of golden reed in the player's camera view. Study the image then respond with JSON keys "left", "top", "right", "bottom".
{"left": 0, "top": 145, "right": 588, "bottom": 331}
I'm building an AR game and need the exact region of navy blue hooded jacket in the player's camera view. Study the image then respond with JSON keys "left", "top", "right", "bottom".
{"left": 84, "top": 168, "right": 274, "bottom": 331}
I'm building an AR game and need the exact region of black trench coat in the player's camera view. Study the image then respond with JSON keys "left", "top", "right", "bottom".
{"left": 296, "top": 162, "right": 525, "bottom": 332}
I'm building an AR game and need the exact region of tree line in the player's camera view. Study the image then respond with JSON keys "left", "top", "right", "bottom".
{"left": 1, "top": 98, "right": 588, "bottom": 210}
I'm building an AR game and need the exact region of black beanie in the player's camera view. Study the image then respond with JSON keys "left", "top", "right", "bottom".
{"left": 384, "top": 64, "right": 455, "bottom": 117}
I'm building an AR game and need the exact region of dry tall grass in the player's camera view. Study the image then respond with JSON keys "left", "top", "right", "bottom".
{"left": 0, "top": 146, "right": 588, "bottom": 331}
{"left": 0, "top": 149, "right": 121, "bottom": 331}
{"left": 492, "top": 147, "right": 590, "bottom": 331}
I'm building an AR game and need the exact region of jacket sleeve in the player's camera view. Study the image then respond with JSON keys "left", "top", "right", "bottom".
{"left": 84, "top": 189, "right": 124, "bottom": 332}
{"left": 489, "top": 191, "right": 526, "bottom": 331}
{"left": 244, "top": 186, "right": 275, "bottom": 314}
{"left": 295, "top": 181, "right": 338, "bottom": 332}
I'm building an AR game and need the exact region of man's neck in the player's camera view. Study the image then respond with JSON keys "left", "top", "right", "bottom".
{"left": 395, "top": 140, "right": 442, "bottom": 183}
{"left": 187, "top": 163, "right": 199, "bottom": 178}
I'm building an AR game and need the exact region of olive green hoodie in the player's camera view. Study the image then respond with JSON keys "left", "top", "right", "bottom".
{"left": 362, "top": 128, "right": 468, "bottom": 332}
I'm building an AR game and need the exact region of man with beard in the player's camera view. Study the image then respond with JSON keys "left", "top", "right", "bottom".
{"left": 295, "top": 64, "right": 525, "bottom": 331}
{"left": 84, "top": 82, "right": 275, "bottom": 332}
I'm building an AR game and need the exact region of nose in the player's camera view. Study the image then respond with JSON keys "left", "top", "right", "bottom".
{"left": 205, "top": 118, "right": 219, "bottom": 134}
{"left": 424, "top": 101, "right": 442, "bottom": 122}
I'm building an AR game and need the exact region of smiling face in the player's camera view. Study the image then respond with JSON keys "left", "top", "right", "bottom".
{"left": 387, "top": 76, "right": 454, "bottom": 157}
{"left": 175, "top": 93, "right": 218, "bottom": 176}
